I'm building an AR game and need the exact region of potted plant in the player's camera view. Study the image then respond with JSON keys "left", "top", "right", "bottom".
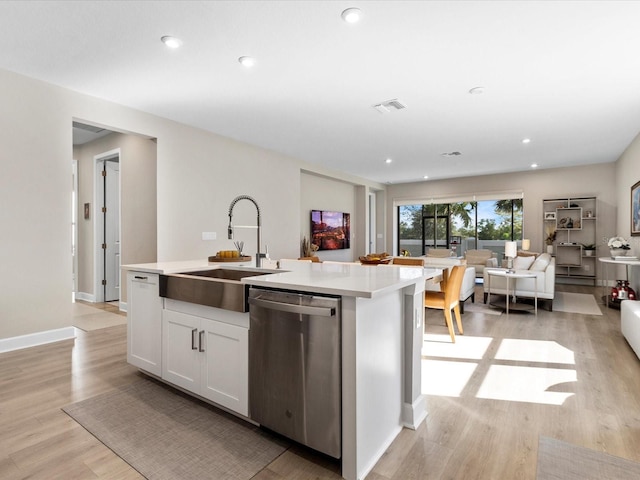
{"left": 582, "top": 243, "right": 596, "bottom": 256}
{"left": 545, "top": 226, "right": 557, "bottom": 254}
{"left": 300, "top": 236, "right": 319, "bottom": 260}
{"left": 608, "top": 236, "right": 631, "bottom": 257}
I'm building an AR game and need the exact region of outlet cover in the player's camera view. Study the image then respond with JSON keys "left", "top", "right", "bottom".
{"left": 202, "top": 232, "right": 217, "bottom": 241}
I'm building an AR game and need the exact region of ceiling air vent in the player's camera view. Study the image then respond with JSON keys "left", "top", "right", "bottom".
{"left": 441, "top": 151, "right": 462, "bottom": 157}
{"left": 373, "top": 98, "right": 407, "bottom": 114}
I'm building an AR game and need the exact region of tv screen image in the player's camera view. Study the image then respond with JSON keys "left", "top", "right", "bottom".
{"left": 311, "top": 210, "right": 350, "bottom": 251}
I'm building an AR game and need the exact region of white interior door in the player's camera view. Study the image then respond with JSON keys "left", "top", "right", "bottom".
{"left": 105, "top": 160, "right": 120, "bottom": 301}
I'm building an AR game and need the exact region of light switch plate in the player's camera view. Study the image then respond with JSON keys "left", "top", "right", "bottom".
{"left": 202, "top": 232, "right": 217, "bottom": 240}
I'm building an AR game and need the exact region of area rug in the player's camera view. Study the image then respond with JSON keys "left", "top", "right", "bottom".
{"left": 536, "top": 436, "right": 640, "bottom": 479}
{"left": 63, "top": 378, "right": 289, "bottom": 480}
{"left": 553, "top": 292, "right": 602, "bottom": 316}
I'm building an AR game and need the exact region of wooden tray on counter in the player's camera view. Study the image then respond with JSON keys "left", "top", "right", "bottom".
{"left": 207, "top": 255, "right": 252, "bottom": 262}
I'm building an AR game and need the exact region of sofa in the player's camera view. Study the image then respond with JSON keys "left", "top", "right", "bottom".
{"left": 464, "top": 249, "right": 498, "bottom": 278}
{"left": 621, "top": 300, "right": 640, "bottom": 360}
{"left": 482, "top": 253, "right": 556, "bottom": 310}
{"left": 422, "top": 257, "right": 476, "bottom": 313}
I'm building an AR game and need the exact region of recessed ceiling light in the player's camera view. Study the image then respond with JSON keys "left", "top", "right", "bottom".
{"left": 341, "top": 7, "right": 362, "bottom": 23}
{"left": 385, "top": 158, "right": 393, "bottom": 164}
{"left": 531, "top": 163, "right": 539, "bottom": 168}
{"left": 161, "top": 36, "right": 182, "bottom": 49}
{"left": 522, "top": 138, "right": 531, "bottom": 144}
{"left": 469, "top": 86, "right": 485, "bottom": 95}
{"left": 238, "top": 56, "right": 256, "bottom": 67}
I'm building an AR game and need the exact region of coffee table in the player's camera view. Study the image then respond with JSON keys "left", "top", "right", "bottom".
{"left": 486, "top": 269, "right": 538, "bottom": 315}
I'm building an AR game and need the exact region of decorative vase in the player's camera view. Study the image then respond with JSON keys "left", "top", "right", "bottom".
{"left": 585, "top": 250, "right": 594, "bottom": 257}
{"left": 610, "top": 248, "right": 627, "bottom": 257}
{"left": 546, "top": 245, "right": 553, "bottom": 254}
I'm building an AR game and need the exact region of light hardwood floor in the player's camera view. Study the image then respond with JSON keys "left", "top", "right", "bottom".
{"left": 2, "top": 287, "right": 640, "bottom": 479}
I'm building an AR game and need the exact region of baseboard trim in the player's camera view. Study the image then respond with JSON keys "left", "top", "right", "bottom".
{"left": 75, "top": 291, "right": 95, "bottom": 302}
{"left": 402, "top": 394, "right": 428, "bottom": 430}
{"left": 0, "top": 327, "right": 76, "bottom": 354}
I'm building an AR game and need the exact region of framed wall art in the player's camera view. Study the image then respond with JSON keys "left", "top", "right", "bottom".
{"left": 632, "top": 180, "right": 640, "bottom": 236}
{"left": 311, "top": 210, "right": 350, "bottom": 250}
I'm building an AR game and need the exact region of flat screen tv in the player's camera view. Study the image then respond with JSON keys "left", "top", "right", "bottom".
{"left": 311, "top": 210, "right": 350, "bottom": 251}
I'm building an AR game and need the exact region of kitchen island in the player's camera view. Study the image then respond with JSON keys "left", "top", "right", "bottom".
{"left": 123, "top": 260, "right": 439, "bottom": 480}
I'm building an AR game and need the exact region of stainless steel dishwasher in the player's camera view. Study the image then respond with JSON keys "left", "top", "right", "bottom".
{"left": 248, "top": 287, "right": 341, "bottom": 458}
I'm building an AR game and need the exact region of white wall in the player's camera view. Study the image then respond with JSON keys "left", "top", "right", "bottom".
{"left": 300, "top": 172, "right": 356, "bottom": 262}
{"left": 386, "top": 163, "right": 617, "bottom": 282}
{"left": 156, "top": 124, "right": 303, "bottom": 264}
{"left": 615, "top": 131, "right": 640, "bottom": 290}
{"left": 0, "top": 67, "right": 381, "bottom": 341}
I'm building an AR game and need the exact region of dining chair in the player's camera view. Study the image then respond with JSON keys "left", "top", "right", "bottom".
{"left": 425, "top": 264, "right": 465, "bottom": 342}
{"left": 391, "top": 257, "right": 425, "bottom": 266}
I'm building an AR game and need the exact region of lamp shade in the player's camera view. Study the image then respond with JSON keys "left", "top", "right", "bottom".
{"left": 505, "top": 241, "right": 518, "bottom": 258}
{"left": 522, "top": 239, "right": 531, "bottom": 251}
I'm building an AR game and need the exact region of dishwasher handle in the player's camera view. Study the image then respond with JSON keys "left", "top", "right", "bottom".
{"left": 248, "top": 297, "right": 336, "bottom": 317}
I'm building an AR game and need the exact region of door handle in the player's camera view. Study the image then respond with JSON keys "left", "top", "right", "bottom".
{"left": 199, "top": 330, "right": 205, "bottom": 352}
{"left": 248, "top": 297, "right": 336, "bottom": 317}
{"left": 191, "top": 328, "right": 198, "bottom": 350}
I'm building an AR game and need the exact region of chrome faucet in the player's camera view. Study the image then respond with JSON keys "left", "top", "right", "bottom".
{"left": 227, "top": 195, "right": 264, "bottom": 268}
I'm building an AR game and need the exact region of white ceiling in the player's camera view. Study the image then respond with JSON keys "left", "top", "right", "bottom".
{"left": 2, "top": 0, "right": 640, "bottom": 184}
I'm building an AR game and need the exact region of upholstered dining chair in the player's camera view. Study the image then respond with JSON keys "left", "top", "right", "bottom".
{"left": 425, "top": 264, "right": 465, "bottom": 342}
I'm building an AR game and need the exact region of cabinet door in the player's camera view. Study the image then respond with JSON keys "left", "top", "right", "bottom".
{"left": 200, "top": 318, "right": 248, "bottom": 416}
{"left": 127, "top": 272, "right": 162, "bottom": 376}
{"left": 162, "top": 310, "right": 201, "bottom": 393}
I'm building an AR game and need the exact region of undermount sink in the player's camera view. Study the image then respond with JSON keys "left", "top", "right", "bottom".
{"left": 159, "top": 268, "right": 271, "bottom": 312}
{"left": 177, "top": 268, "right": 266, "bottom": 281}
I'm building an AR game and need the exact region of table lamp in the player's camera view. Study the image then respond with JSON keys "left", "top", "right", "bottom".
{"left": 522, "top": 239, "right": 530, "bottom": 251}
{"left": 505, "top": 241, "right": 518, "bottom": 273}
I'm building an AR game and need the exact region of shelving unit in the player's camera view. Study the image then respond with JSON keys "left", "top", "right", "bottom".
{"left": 543, "top": 196, "right": 597, "bottom": 284}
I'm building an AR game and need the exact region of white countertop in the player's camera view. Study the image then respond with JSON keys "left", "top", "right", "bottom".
{"left": 243, "top": 262, "right": 440, "bottom": 298}
{"left": 121, "top": 258, "right": 254, "bottom": 274}
{"left": 123, "top": 260, "right": 440, "bottom": 298}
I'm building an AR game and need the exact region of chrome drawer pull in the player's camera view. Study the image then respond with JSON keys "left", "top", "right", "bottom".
{"left": 191, "top": 328, "right": 198, "bottom": 350}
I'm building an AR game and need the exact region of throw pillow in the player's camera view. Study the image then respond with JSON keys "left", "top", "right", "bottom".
{"left": 466, "top": 253, "right": 489, "bottom": 264}
{"left": 530, "top": 253, "right": 552, "bottom": 272}
{"left": 513, "top": 255, "right": 536, "bottom": 270}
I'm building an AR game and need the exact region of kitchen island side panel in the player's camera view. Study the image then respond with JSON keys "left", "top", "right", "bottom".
{"left": 341, "top": 289, "right": 404, "bottom": 480}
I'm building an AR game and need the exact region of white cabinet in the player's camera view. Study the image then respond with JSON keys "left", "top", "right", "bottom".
{"left": 162, "top": 307, "right": 249, "bottom": 416}
{"left": 162, "top": 309, "right": 201, "bottom": 391}
{"left": 127, "top": 271, "right": 162, "bottom": 376}
{"left": 127, "top": 273, "right": 249, "bottom": 417}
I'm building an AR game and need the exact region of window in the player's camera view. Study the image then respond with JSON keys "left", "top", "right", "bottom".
{"left": 397, "top": 199, "right": 523, "bottom": 257}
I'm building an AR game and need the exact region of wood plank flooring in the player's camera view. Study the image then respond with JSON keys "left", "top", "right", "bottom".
{"left": 2, "top": 287, "right": 640, "bottom": 479}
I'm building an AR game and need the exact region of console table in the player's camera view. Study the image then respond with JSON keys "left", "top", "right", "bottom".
{"left": 598, "top": 256, "right": 640, "bottom": 307}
